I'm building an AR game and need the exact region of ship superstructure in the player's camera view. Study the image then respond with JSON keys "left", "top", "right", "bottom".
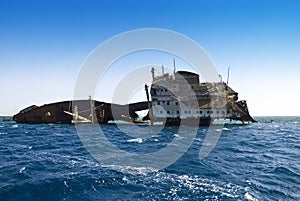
{"left": 149, "top": 67, "right": 256, "bottom": 125}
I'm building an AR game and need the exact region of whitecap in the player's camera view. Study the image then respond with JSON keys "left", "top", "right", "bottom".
{"left": 244, "top": 192, "right": 258, "bottom": 201}
{"left": 64, "top": 180, "right": 72, "bottom": 191}
{"left": 122, "top": 176, "right": 128, "bottom": 182}
{"left": 152, "top": 172, "right": 248, "bottom": 199}
{"left": 103, "top": 165, "right": 159, "bottom": 175}
{"left": 12, "top": 125, "right": 18, "bottom": 128}
{"left": 174, "top": 134, "right": 182, "bottom": 139}
{"left": 19, "top": 167, "right": 26, "bottom": 173}
{"left": 127, "top": 138, "right": 143, "bottom": 143}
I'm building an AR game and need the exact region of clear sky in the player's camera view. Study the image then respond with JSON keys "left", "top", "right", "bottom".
{"left": 0, "top": 0, "right": 299, "bottom": 116}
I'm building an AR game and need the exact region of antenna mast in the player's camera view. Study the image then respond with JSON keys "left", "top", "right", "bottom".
{"left": 151, "top": 67, "right": 155, "bottom": 80}
{"left": 226, "top": 67, "right": 230, "bottom": 85}
{"left": 89, "top": 95, "right": 94, "bottom": 124}
{"left": 173, "top": 58, "right": 176, "bottom": 74}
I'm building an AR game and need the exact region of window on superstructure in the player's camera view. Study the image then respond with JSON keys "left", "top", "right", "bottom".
{"left": 200, "top": 111, "right": 203, "bottom": 114}
{"left": 167, "top": 101, "right": 170, "bottom": 105}
{"left": 167, "top": 111, "right": 170, "bottom": 114}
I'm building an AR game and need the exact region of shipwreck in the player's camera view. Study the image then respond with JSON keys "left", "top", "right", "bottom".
{"left": 13, "top": 68, "right": 256, "bottom": 125}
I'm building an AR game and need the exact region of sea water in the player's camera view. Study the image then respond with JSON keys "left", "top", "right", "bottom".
{"left": 0, "top": 117, "right": 299, "bottom": 200}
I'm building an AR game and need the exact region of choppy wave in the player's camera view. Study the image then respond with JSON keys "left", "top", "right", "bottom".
{"left": 0, "top": 117, "right": 300, "bottom": 200}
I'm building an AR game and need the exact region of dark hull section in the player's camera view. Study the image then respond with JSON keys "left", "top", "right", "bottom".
{"left": 165, "top": 117, "right": 212, "bottom": 126}
{"left": 13, "top": 100, "right": 149, "bottom": 124}
{"left": 13, "top": 101, "right": 73, "bottom": 124}
{"left": 13, "top": 99, "right": 255, "bottom": 125}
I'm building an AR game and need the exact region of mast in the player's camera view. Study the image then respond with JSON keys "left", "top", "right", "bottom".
{"left": 89, "top": 95, "right": 94, "bottom": 124}
{"left": 151, "top": 67, "right": 155, "bottom": 80}
{"left": 145, "top": 84, "right": 150, "bottom": 107}
{"left": 226, "top": 67, "right": 230, "bottom": 85}
{"left": 173, "top": 58, "right": 176, "bottom": 74}
{"left": 145, "top": 84, "right": 152, "bottom": 124}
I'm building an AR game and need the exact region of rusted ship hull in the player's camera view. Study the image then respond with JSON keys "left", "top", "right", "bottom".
{"left": 13, "top": 69, "right": 256, "bottom": 126}
{"left": 13, "top": 99, "right": 255, "bottom": 126}
{"left": 13, "top": 100, "right": 149, "bottom": 124}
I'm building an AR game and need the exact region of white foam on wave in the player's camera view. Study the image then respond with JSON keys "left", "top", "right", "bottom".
{"left": 152, "top": 172, "right": 249, "bottom": 200}
{"left": 99, "top": 165, "right": 256, "bottom": 199}
{"left": 64, "top": 180, "right": 72, "bottom": 191}
{"left": 127, "top": 138, "right": 143, "bottom": 143}
{"left": 103, "top": 164, "right": 159, "bottom": 175}
{"left": 12, "top": 124, "right": 18, "bottom": 128}
{"left": 244, "top": 192, "right": 258, "bottom": 201}
{"left": 174, "top": 134, "right": 183, "bottom": 139}
{"left": 19, "top": 167, "right": 26, "bottom": 173}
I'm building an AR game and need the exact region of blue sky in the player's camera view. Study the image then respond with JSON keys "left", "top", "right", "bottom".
{"left": 1, "top": 0, "right": 300, "bottom": 116}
